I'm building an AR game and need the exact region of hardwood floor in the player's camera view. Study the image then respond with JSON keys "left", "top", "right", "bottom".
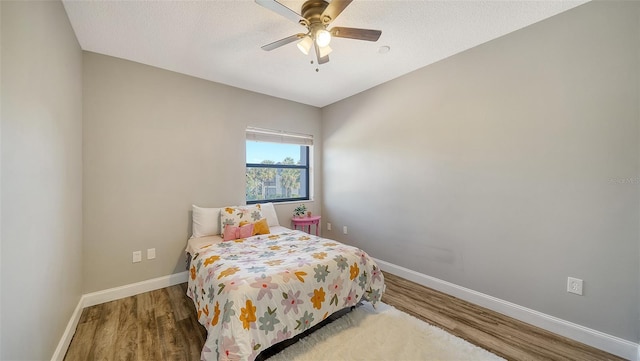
{"left": 65, "top": 284, "right": 206, "bottom": 361}
{"left": 381, "top": 272, "right": 625, "bottom": 361}
{"left": 64, "top": 272, "right": 627, "bottom": 361}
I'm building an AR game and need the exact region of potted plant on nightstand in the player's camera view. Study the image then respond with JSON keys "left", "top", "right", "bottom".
{"left": 293, "top": 204, "right": 307, "bottom": 219}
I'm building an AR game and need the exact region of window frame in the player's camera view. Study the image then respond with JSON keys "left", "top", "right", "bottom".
{"left": 245, "top": 141, "right": 311, "bottom": 204}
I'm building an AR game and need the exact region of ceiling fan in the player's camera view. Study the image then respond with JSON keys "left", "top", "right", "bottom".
{"left": 255, "top": 0, "right": 382, "bottom": 65}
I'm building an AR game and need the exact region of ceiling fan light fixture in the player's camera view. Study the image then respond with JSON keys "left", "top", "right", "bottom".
{"left": 318, "top": 45, "right": 332, "bottom": 58}
{"left": 297, "top": 35, "right": 313, "bottom": 55}
{"left": 315, "top": 29, "right": 331, "bottom": 47}
{"left": 256, "top": 0, "right": 383, "bottom": 65}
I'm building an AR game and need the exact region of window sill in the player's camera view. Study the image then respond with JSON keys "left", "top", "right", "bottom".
{"left": 248, "top": 199, "right": 315, "bottom": 206}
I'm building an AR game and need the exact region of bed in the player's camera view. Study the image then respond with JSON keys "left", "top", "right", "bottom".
{"left": 185, "top": 203, "right": 385, "bottom": 361}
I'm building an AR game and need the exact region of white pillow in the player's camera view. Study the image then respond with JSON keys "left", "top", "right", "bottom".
{"left": 192, "top": 205, "right": 221, "bottom": 238}
{"left": 259, "top": 202, "right": 280, "bottom": 227}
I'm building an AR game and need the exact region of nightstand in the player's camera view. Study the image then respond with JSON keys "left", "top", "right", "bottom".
{"left": 292, "top": 215, "right": 321, "bottom": 236}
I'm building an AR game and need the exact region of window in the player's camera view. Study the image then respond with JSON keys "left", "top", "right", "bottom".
{"left": 246, "top": 127, "right": 312, "bottom": 204}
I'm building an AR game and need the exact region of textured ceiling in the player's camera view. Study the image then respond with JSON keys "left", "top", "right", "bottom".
{"left": 62, "top": 0, "right": 587, "bottom": 108}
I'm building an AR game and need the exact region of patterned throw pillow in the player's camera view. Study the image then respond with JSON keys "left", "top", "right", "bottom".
{"left": 219, "top": 205, "right": 263, "bottom": 234}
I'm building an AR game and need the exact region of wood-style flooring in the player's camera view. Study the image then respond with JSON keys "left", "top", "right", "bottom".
{"left": 64, "top": 271, "right": 627, "bottom": 360}
{"left": 381, "top": 272, "right": 625, "bottom": 361}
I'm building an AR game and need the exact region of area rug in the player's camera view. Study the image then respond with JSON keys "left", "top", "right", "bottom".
{"left": 268, "top": 302, "right": 505, "bottom": 361}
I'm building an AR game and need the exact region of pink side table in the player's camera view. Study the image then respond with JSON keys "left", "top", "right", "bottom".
{"left": 292, "top": 216, "right": 321, "bottom": 236}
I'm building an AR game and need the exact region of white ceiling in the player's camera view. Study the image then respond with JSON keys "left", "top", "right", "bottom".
{"left": 62, "top": 0, "right": 587, "bottom": 108}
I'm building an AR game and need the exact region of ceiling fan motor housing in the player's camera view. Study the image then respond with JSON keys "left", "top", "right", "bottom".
{"left": 301, "top": 0, "right": 331, "bottom": 25}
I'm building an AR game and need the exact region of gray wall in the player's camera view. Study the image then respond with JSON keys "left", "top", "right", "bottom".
{"left": 1, "top": 1, "right": 83, "bottom": 359}
{"left": 83, "top": 53, "right": 322, "bottom": 293}
{"left": 322, "top": 1, "right": 639, "bottom": 342}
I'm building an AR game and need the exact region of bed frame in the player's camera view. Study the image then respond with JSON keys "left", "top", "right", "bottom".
{"left": 255, "top": 303, "right": 360, "bottom": 360}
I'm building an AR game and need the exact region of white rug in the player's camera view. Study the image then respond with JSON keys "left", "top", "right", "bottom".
{"left": 268, "top": 302, "right": 505, "bottom": 361}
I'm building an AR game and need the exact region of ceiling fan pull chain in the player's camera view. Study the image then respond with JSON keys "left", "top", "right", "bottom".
{"left": 310, "top": 60, "right": 319, "bottom": 72}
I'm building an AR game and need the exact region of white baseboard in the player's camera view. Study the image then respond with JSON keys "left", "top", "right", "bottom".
{"left": 51, "top": 298, "right": 84, "bottom": 361}
{"left": 374, "top": 258, "right": 639, "bottom": 361}
{"left": 51, "top": 271, "right": 189, "bottom": 361}
{"left": 82, "top": 271, "right": 189, "bottom": 307}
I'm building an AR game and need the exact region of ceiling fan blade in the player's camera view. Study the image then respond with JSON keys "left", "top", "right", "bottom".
{"left": 314, "top": 42, "right": 330, "bottom": 64}
{"left": 330, "top": 27, "right": 382, "bottom": 42}
{"left": 321, "top": 0, "right": 353, "bottom": 23}
{"left": 261, "top": 33, "right": 305, "bottom": 51}
{"left": 255, "top": 0, "right": 305, "bottom": 24}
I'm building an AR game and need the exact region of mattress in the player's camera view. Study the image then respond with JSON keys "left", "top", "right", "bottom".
{"left": 185, "top": 225, "right": 292, "bottom": 256}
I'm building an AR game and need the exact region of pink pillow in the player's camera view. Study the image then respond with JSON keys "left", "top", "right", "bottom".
{"left": 223, "top": 223, "right": 254, "bottom": 241}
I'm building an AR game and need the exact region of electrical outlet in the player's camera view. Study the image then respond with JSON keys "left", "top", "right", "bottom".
{"left": 327, "top": 222, "right": 332, "bottom": 231}
{"left": 567, "top": 277, "right": 583, "bottom": 295}
{"left": 132, "top": 251, "right": 142, "bottom": 263}
{"left": 147, "top": 248, "right": 156, "bottom": 260}
{"left": 343, "top": 226, "right": 348, "bottom": 235}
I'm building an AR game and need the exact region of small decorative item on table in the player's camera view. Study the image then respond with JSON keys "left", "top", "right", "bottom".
{"left": 293, "top": 204, "right": 307, "bottom": 218}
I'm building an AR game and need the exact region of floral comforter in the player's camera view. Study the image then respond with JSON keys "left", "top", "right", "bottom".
{"left": 186, "top": 229, "right": 385, "bottom": 361}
